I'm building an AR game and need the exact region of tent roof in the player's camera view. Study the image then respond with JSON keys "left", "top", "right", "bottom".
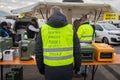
{"left": 0, "top": 10, "right": 11, "bottom": 17}
{"left": 11, "top": 2, "right": 114, "bottom": 22}
{"left": 11, "top": 2, "right": 112, "bottom": 15}
{"left": 11, "top": 3, "right": 38, "bottom": 14}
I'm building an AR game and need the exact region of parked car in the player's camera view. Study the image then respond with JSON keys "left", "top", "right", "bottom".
{"left": 111, "top": 22, "right": 120, "bottom": 28}
{"left": 91, "top": 22, "right": 120, "bottom": 44}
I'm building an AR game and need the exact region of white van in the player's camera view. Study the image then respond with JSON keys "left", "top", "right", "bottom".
{"left": 92, "top": 22, "right": 120, "bottom": 44}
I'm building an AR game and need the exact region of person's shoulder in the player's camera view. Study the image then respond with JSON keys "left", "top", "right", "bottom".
{"left": 41, "top": 24, "right": 49, "bottom": 30}
{"left": 41, "top": 24, "right": 48, "bottom": 27}
{"left": 0, "top": 28, "right": 4, "bottom": 34}
{"left": 79, "top": 24, "right": 85, "bottom": 28}
{"left": 0, "top": 27, "right": 4, "bottom": 31}
{"left": 66, "top": 24, "right": 72, "bottom": 26}
{"left": 42, "top": 23, "right": 48, "bottom": 26}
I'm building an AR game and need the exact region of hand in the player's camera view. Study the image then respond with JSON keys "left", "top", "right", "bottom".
{"left": 11, "top": 31, "right": 16, "bottom": 34}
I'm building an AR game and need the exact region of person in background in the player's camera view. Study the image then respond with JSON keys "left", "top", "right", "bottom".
{"left": 77, "top": 15, "right": 93, "bottom": 43}
{"left": 73, "top": 19, "right": 80, "bottom": 32}
{"left": 7, "top": 22, "right": 16, "bottom": 37}
{"left": 7, "top": 22, "right": 16, "bottom": 46}
{"left": 27, "top": 18, "right": 39, "bottom": 39}
{"left": 77, "top": 15, "right": 94, "bottom": 76}
{"left": 34, "top": 6, "right": 81, "bottom": 80}
{"left": 0, "top": 21, "right": 10, "bottom": 37}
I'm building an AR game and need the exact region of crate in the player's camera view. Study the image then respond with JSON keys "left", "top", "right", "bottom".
{"left": 92, "top": 43, "right": 114, "bottom": 61}
{"left": 81, "top": 43, "right": 94, "bottom": 61}
{"left": 19, "top": 39, "right": 35, "bottom": 60}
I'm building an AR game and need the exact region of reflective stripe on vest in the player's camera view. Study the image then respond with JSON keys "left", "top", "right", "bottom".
{"left": 41, "top": 24, "right": 73, "bottom": 66}
{"left": 77, "top": 24, "right": 93, "bottom": 41}
{"left": 81, "top": 36, "right": 92, "bottom": 38}
{"left": 43, "top": 47, "right": 73, "bottom": 52}
{"left": 44, "top": 54, "right": 73, "bottom": 60}
{"left": 80, "top": 40, "right": 92, "bottom": 43}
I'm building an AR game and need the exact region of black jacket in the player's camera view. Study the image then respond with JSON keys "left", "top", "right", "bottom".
{"left": 34, "top": 12, "right": 81, "bottom": 76}
{"left": 27, "top": 24, "right": 38, "bottom": 39}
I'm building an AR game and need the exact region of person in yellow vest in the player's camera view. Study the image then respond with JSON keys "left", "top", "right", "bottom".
{"left": 34, "top": 6, "right": 81, "bottom": 80}
{"left": 77, "top": 16, "right": 93, "bottom": 43}
{"left": 77, "top": 15, "right": 94, "bottom": 76}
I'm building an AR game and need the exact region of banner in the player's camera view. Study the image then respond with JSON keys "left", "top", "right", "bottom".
{"left": 103, "top": 13, "right": 119, "bottom": 21}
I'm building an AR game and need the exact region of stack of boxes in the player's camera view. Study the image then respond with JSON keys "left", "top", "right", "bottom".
{"left": 80, "top": 43, "right": 115, "bottom": 62}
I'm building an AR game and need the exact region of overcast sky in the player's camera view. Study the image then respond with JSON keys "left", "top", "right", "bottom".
{"left": 0, "top": 0, "right": 119, "bottom": 13}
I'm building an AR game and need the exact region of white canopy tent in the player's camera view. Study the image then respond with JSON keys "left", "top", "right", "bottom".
{"left": 11, "top": 3, "right": 39, "bottom": 14}
{"left": 0, "top": 10, "right": 11, "bottom": 17}
{"left": 11, "top": 2, "right": 113, "bottom": 23}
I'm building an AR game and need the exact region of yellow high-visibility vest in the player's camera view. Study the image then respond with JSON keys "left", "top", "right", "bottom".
{"left": 41, "top": 24, "right": 74, "bottom": 66}
{"left": 77, "top": 24, "right": 93, "bottom": 43}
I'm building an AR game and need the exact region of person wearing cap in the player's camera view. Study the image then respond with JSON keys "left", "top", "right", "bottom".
{"left": 77, "top": 15, "right": 93, "bottom": 43}
{"left": 27, "top": 18, "right": 39, "bottom": 39}
{"left": 34, "top": 6, "right": 81, "bottom": 80}
{"left": 0, "top": 21, "right": 10, "bottom": 37}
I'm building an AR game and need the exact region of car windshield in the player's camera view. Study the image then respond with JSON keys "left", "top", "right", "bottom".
{"left": 101, "top": 23, "right": 117, "bottom": 30}
{"left": 118, "top": 23, "right": 120, "bottom": 28}
{"left": 113, "top": 23, "right": 120, "bottom": 28}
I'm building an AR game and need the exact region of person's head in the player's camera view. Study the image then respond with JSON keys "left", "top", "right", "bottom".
{"left": 31, "top": 18, "right": 39, "bottom": 28}
{"left": 50, "top": 6, "right": 63, "bottom": 16}
{"left": 31, "top": 18, "right": 37, "bottom": 25}
{"left": 0, "top": 22, "right": 8, "bottom": 29}
{"left": 7, "top": 22, "right": 12, "bottom": 29}
{"left": 79, "top": 15, "right": 88, "bottom": 24}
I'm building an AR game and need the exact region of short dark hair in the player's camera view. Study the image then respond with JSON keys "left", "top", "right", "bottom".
{"left": 80, "top": 15, "right": 87, "bottom": 22}
{"left": 0, "top": 22, "right": 8, "bottom": 27}
{"left": 31, "top": 18, "right": 37, "bottom": 22}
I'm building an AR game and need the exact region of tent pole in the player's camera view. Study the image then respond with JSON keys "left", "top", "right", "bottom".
{"left": 46, "top": 7, "right": 49, "bottom": 20}
{"left": 93, "top": 10, "right": 97, "bottom": 42}
{"left": 96, "top": 9, "right": 103, "bottom": 21}
{"left": 39, "top": 9, "right": 45, "bottom": 19}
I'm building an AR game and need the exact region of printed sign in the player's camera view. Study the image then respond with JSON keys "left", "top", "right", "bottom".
{"left": 103, "top": 13, "right": 119, "bottom": 21}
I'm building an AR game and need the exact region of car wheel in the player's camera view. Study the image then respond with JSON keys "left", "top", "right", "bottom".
{"left": 102, "top": 37, "right": 109, "bottom": 44}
